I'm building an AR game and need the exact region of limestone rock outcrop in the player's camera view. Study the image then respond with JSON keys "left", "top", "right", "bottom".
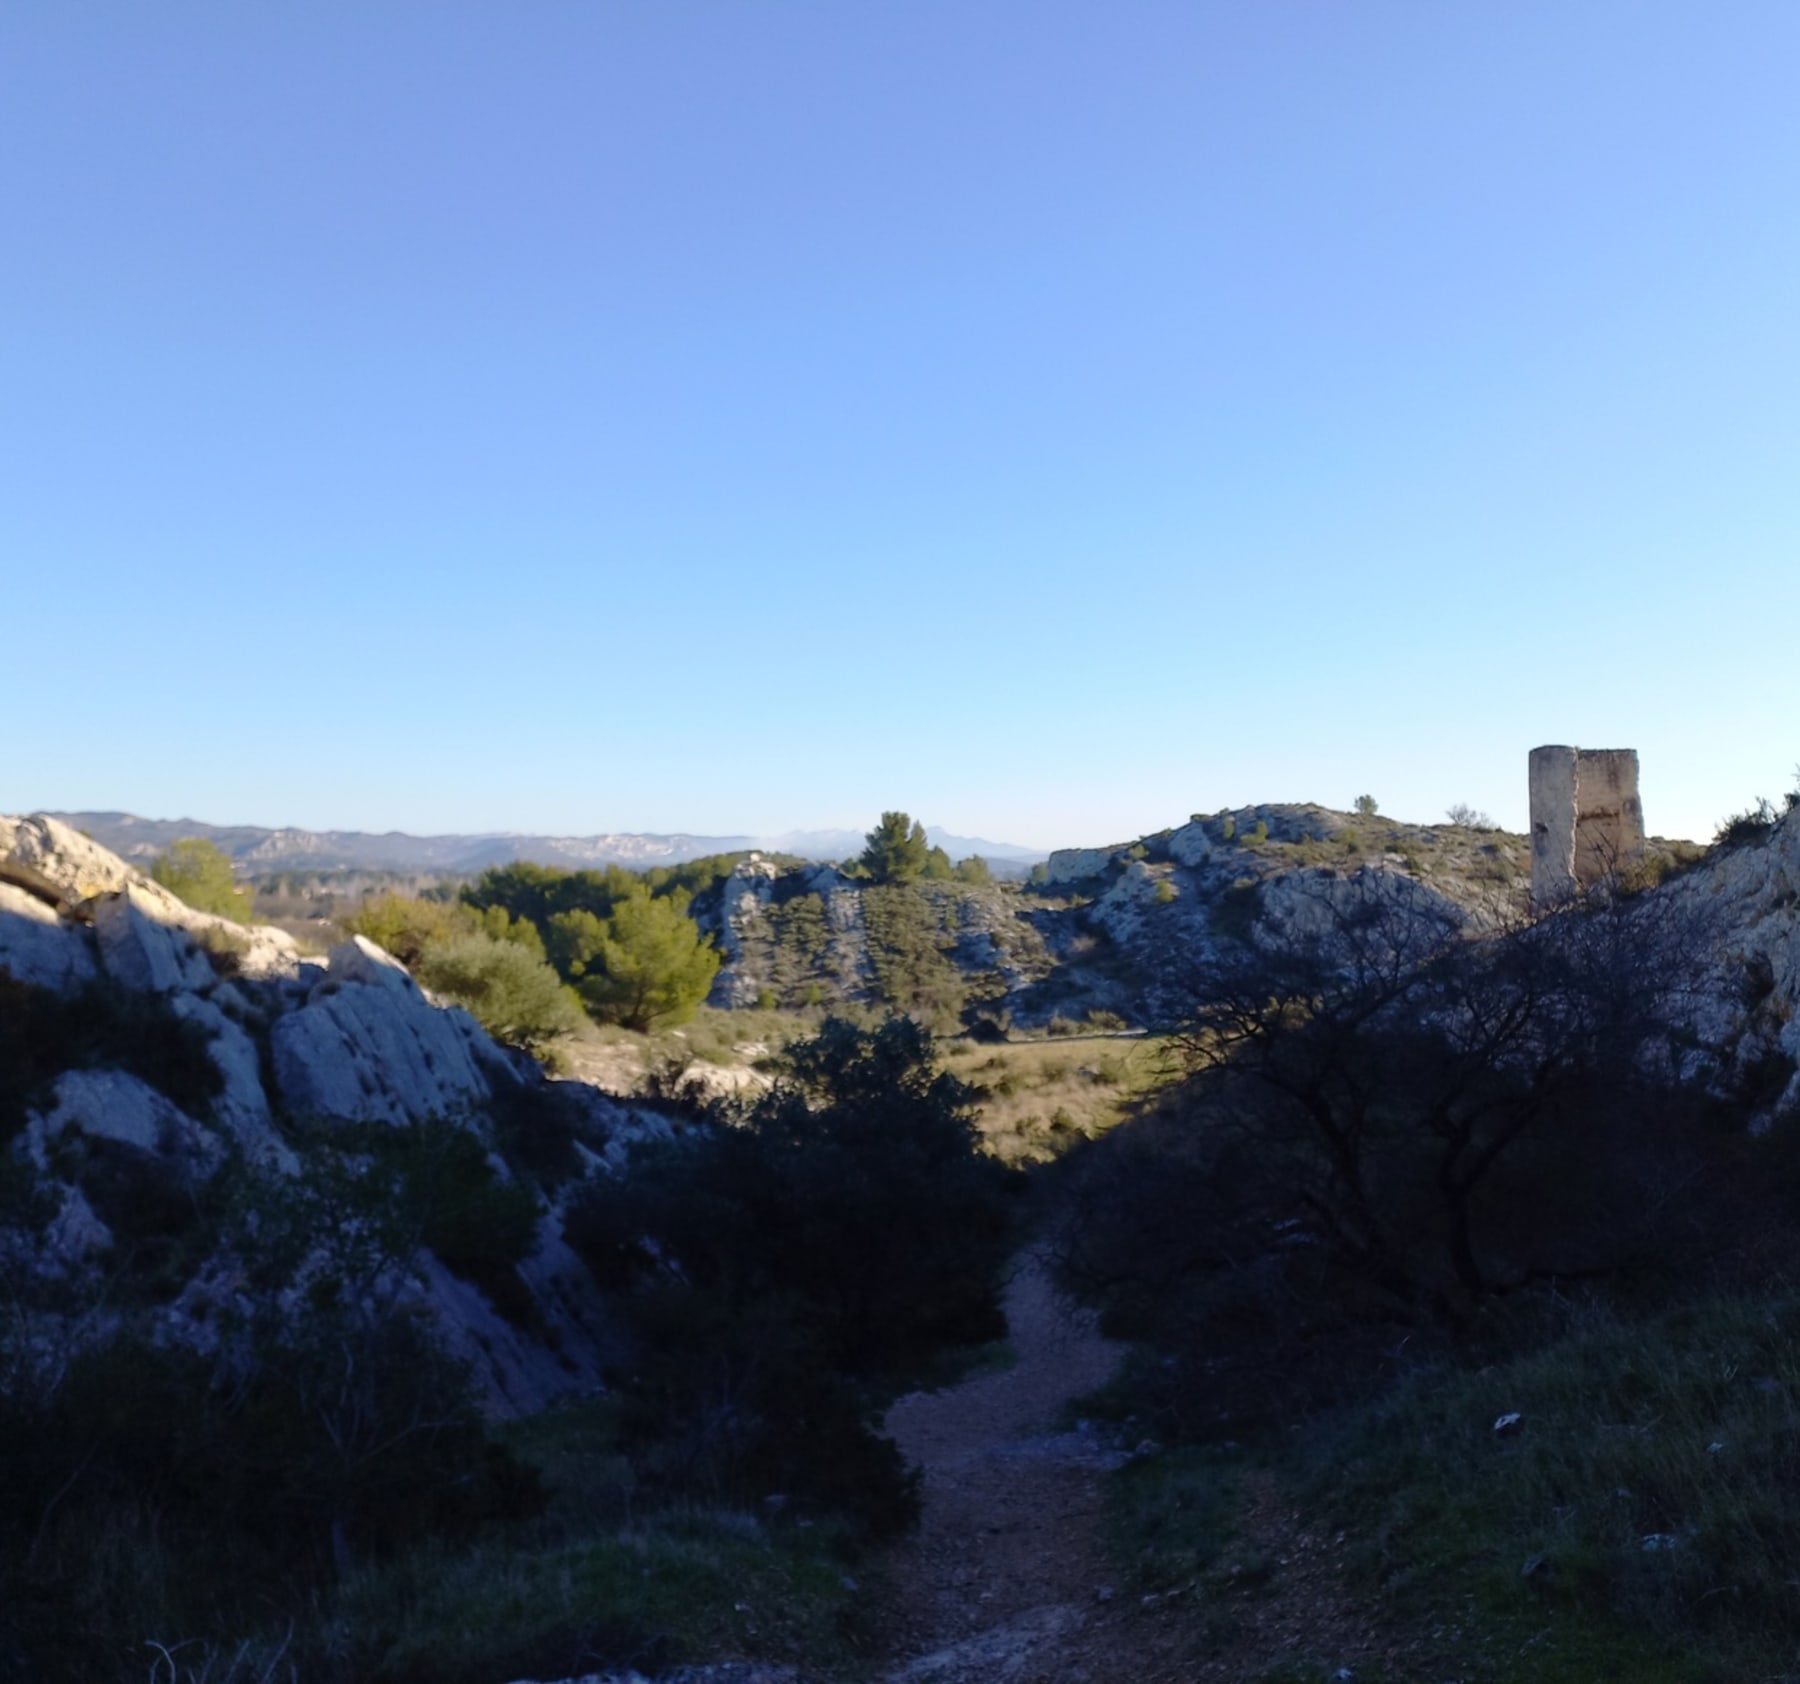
{"left": 0, "top": 882, "right": 97, "bottom": 992}
{"left": 272, "top": 949, "right": 495, "bottom": 1126}
{"left": 0, "top": 813, "right": 143, "bottom": 901}
{"left": 1041, "top": 845, "right": 1122, "bottom": 887}
{"left": 29, "top": 1067, "right": 220, "bottom": 1164}
{"left": 0, "top": 812, "right": 672, "bottom": 1417}
{"left": 1660, "top": 804, "right": 1800, "bottom": 1120}
{"left": 1256, "top": 865, "right": 1466, "bottom": 954}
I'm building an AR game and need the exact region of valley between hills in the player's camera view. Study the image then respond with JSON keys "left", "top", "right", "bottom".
{"left": 1, "top": 789, "right": 1797, "bottom": 1684}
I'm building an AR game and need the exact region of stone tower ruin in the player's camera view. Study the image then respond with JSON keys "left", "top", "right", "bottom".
{"left": 1529, "top": 745, "right": 1645, "bottom": 907}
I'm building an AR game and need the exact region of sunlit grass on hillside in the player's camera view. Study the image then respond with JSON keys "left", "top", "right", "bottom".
{"left": 939, "top": 1031, "right": 1173, "bottom": 1163}
{"left": 558, "top": 1007, "right": 1173, "bottom": 1161}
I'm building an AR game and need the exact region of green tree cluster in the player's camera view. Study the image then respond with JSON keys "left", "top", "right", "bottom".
{"left": 150, "top": 837, "right": 252, "bottom": 924}
{"left": 576, "top": 889, "right": 719, "bottom": 1032}
{"left": 348, "top": 892, "right": 578, "bottom": 1059}
{"left": 354, "top": 863, "right": 722, "bottom": 1042}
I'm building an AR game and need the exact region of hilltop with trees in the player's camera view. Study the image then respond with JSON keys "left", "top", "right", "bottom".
{"left": 5, "top": 784, "right": 1800, "bottom": 1678}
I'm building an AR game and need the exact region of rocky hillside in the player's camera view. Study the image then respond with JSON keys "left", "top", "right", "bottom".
{"left": 694, "top": 805, "right": 1581, "bottom": 1030}
{"left": 0, "top": 813, "right": 674, "bottom": 1416}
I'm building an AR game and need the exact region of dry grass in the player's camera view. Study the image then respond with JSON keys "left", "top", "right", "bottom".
{"left": 555, "top": 1009, "right": 1174, "bottom": 1159}
{"left": 939, "top": 1032, "right": 1174, "bottom": 1163}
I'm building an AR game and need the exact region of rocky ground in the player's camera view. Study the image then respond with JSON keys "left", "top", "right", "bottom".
{"left": 872, "top": 1257, "right": 1400, "bottom": 1684}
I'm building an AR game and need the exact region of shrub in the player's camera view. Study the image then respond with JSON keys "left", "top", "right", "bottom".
{"left": 349, "top": 892, "right": 468, "bottom": 968}
{"left": 415, "top": 932, "right": 585, "bottom": 1058}
{"left": 0, "top": 1306, "right": 542, "bottom": 1678}
{"left": 150, "top": 837, "right": 252, "bottom": 923}
{"left": 859, "top": 883, "right": 968, "bottom": 1026}
{"left": 563, "top": 1016, "right": 1019, "bottom": 1535}
{"left": 858, "top": 811, "right": 930, "bottom": 885}
{"left": 1715, "top": 798, "right": 1780, "bottom": 849}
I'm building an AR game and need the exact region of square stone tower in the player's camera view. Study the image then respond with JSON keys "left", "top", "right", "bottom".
{"left": 1529, "top": 745, "right": 1645, "bottom": 907}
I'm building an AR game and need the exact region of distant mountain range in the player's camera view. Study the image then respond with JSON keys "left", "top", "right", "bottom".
{"left": 48, "top": 812, "right": 1048, "bottom": 877}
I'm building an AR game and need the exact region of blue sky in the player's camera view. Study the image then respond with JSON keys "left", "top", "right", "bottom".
{"left": 4, "top": 4, "right": 1796, "bottom": 848}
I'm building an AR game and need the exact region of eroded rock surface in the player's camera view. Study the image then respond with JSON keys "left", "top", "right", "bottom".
{"left": 0, "top": 813, "right": 673, "bottom": 1416}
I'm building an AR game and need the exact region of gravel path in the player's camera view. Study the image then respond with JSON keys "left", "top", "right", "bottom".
{"left": 873, "top": 1253, "right": 1202, "bottom": 1684}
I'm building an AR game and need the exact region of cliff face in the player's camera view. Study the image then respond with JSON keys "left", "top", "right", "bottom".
{"left": 0, "top": 814, "right": 671, "bottom": 1416}
{"left": 1658, "top": 804, "right": 1800, "bottom": 1122}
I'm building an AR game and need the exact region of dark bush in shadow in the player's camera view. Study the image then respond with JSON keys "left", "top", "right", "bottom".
{"left": 565, "top": 1014, "right": 1021, "bottom": 1538}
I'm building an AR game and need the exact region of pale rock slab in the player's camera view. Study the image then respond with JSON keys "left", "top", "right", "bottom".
{"left": 1660, "top": 805, "right": 1800, "bottom": 1117}
{"left": 1087, "top": 860, "right": 1165, "bottom": 944}
{"left": 93, "top": 884, "right": 218, "bottom": 993}
{"left": 1256, "top": 865, "right": 1466, "bottom": 954}
{"left": 715, "top": 857, "right": 779, "bottom": 960}
{"left": 1041, "top": 845, "right": 1121, "bottom": 887}
{"left": 168, "top": 993, "right": 298, "bottom": 1172}
{"left": 1167, "top": 820, "right": 1214, "bottom": 868}
{"left": 0, "top": 813, "right": 142, "bottom": 901}
{"left": 29, "top": 1068, "right": 222, "bottom": 1175}
{"left": 0, "top": 884, "right": 97, "bottom": 992}
{"left": 40, "top": 1184, "right": 112, "bottom": 1276}
{"left": 271, "top": 937, "right": 492, "bottom": 1125}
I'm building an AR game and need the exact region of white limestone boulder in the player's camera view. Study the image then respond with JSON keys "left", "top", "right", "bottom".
{"left": 270, "top": 937, "right": 493, "bottom": 1125}
{"left": 1167, "top": 821, "right": 1214, "bottom": 868}
{"left": 27, "top": 1068, "right": 222, "bottom": 1177}
{"left": 1659, "top": 808, "right": 1800, "bottom": 1112}
{"left": 4, "top": 812, "right": 301, "bottom": 989}
{"left": 168, "top": 993, "right": 298, "bottom": 1173}
{"left": 1088, "top": 859, "right": 1167, "bottom": 944}
{"left": 1042, "top": 845, "right": 1122, "bottom": 887}
{"left": 0, "top": 884, "right": 97, "bottom": 992}
{"left": 0, "top": 813, "right": 141, "bottom": 901}
{"left": 93, "top": 884, "right": 219, "bottom": 993}
{"left": 40, "top": 1184, "right": 112, "bottom": 1276}
{"left": 716, "top": 858, "right": 780, "bottom": 959}
{"left": 1256, "top": 866, "right": 1466, "bottom": 955}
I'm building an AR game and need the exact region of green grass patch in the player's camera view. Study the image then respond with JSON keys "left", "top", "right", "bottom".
{"left": 334, "top": 1511, "right": 866, "bottom": 1684}
{"left": 1106, "top": 1446, "right": 1244, "bottom": 1594}
{"left": 1292, "top": 1294, "right": 1800, "bottom": 1681}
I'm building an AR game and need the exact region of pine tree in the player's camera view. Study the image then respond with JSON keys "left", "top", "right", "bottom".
{"left": 858, "top": 811, "right": 930, "bottom": 884}
{"left": 580, "top": 889, "right": 720, "bottom": 1032}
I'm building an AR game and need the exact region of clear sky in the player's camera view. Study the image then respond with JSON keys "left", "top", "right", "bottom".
{"left": 4, "top": 4, "right": 1796, "bottom": 849}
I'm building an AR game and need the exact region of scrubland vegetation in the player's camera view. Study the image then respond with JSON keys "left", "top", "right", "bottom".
{"left": 1049, "top": 849, "right": 1800, "bottom": 1681}
{"left": 0, "top": 994, "right": 1018, "bottom": 1681}
{"left": 25, "top": 799, "right": 1800, "bottom": 1680}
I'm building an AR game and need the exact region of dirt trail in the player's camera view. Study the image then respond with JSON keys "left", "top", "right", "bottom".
{"left": 873, "top": 1253, "right": 1202, "bottom": 1684}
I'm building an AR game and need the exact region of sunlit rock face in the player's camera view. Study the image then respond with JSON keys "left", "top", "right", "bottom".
{"left": 1660, "top": 803, "right": 1800, "bottom": 1123}
{"left": 0, "top": 812, "right": 674, "bottom": 1417}
{"left": 271, "top": 939, "right": 496, "bottom": 1127}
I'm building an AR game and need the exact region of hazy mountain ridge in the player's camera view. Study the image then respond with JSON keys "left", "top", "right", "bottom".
{"left": 50, "top": 811, "right": 1047, "bottom": 875}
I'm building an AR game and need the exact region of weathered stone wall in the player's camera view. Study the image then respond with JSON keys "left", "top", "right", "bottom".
{"left": 1530, "top": 745, "right": 1644, "bottom": 906}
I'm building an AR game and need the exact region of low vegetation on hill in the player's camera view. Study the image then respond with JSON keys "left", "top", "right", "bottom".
{"left": 0, "top": 819, "right": 1024, "bottom": 1680}
{"left": 1046, "top": 802, "right": 1800, "bottom": 1680}
{"left": 24, "top": 792, "right": 1800, "bottom": 1680}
